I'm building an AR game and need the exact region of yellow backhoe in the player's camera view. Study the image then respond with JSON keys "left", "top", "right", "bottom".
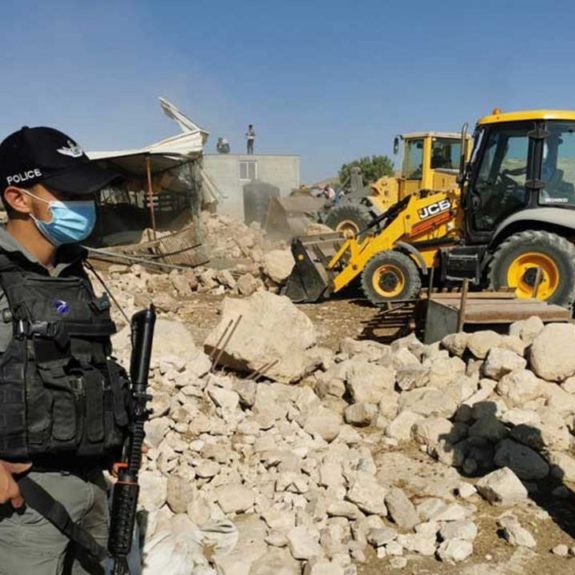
{"left": 325, "top": 131, "right": 471, "bottom": 237}
{"left": 285, "top": 109, "right": 575, "bottom": 308}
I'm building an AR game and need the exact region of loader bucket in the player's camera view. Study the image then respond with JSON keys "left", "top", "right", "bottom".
{"left": 265, "top": 196, "right": 326, "bottom": 239}
{"left": 283, "top": 233, "right": 343, "bottom": 302}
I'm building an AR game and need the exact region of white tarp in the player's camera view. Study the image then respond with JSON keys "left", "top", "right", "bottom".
{"left": 88, "top": 97, "right": 209, "bottom": 161}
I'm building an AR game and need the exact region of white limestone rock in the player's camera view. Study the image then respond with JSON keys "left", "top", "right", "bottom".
{"left": 529, "top": 323, "right": 575, "bottom": 382}
{"left": 497, "top": 515, "right": 536, "bottom": 548}
{"left": 287, "top": 525, "right": 323, "bottom": 560}
{"left": 476, "top": 467, "right": 528, "bottom": 506}
{"left": 437, "top": 538, "right": 473, "bottom": 563}
{"left": 214, "top": 484, "right": 256, "bottom": 514}
{"left": 385, "top": 488, "right": 419, "bottom": 531}
{"left": 509, "top": 316, "right": 544, "bottom": 345}
{"left": 467, "top": 331, "right": 502, "bottom": 359}
{"left": 204, "top": 291, "right": 319, "bottom": 383}
{"left": 263, "top": 250, "right": 295, "bottom": 283}
{"left": 483, "top": 348, "right": 526, "bottom": 380}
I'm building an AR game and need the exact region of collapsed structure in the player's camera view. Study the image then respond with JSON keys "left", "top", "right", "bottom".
{"left": 85, "top": 98, "right": 214, "bottom": 267}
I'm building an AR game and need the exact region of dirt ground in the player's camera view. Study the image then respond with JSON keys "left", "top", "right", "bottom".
{"left": 180, "top": 291, "right": 407, "bottom": 349}
{"left": 178, "top": 291, "right": 575, "bottom": 574}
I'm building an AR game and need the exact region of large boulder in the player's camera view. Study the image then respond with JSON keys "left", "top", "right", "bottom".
{"left": 263, "top": 250, "right": 295, "bottom": 283}
{"left": 204, "top": 292, "right": 319, "bottom": 383}
{"left": 529, "top": 323, "right": 575, "bottom": 381}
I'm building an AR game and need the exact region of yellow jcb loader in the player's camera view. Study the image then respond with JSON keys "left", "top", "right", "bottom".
{"left": 285, "top": 110, "right": 575, "bottom": 308}
{"left": 325, "top": 131, "right": 471, "bottom": 238}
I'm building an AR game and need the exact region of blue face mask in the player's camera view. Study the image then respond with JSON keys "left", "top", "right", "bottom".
{"left": 23, "top": 191, "right": 96, "bottom": 247}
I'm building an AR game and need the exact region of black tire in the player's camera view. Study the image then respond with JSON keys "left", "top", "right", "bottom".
{"left": 325, "top": 204, "right": 373, "bottom": 238}
{"left": 361, "top": 250, "right": 422, "bottom": 306}
{"left": 488, "top": 230, "right": 575, "bottom": 307}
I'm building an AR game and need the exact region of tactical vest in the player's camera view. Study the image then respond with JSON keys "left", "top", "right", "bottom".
{"left": 0, "top": 251, "right": 130, "bottom": 463}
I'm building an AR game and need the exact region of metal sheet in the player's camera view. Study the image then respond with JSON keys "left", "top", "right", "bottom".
{"left": 424, "top": 294, "right": 571, "bottom": 343}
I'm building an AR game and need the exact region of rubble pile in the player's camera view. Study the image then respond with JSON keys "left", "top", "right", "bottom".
{"left": 201, "top": 211, "right": 267, "bottom": 260}
{"left": 90, "top": 213, "right": 297, "bottom": 325}
{"left": 117, "top": 291, "right": 575, "bottom": 574}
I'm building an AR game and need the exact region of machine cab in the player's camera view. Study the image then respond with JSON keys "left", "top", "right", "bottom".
{"left": 399, "top": 132, "right": 467, "bottom": 198}
{"left": 464, "top": 110, "right": 575, "bottom": 242}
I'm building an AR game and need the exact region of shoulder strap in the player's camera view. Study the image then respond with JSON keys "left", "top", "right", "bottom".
{"left": 18, "top": 475, "right": 109, "bottom": 562}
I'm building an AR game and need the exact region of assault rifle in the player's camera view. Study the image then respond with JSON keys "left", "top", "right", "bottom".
{"left": 108, "top": 305, "right": 156, "bottom": 575}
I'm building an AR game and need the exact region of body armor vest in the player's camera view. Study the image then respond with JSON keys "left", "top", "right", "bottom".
{"left": 0, "top": 251, "right": 130, "bottom": 463}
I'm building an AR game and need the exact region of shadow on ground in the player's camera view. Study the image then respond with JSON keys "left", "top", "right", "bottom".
{"left": 440, "top": 399, "right": 575, "bottom": 541}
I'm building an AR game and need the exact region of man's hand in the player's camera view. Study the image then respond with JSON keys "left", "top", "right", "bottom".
{"left": 0, "top": 461, "right": 32, "bottom": 509}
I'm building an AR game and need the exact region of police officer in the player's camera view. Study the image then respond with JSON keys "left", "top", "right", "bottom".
{"left": 0, "top": 126, "right": 129, "bottom": 574}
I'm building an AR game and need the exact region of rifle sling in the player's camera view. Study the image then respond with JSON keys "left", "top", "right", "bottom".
{"left": 18, "top": 475, "right": 109, "bottom": 562}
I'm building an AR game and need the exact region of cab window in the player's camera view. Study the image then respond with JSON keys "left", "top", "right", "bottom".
{"left": 404, "top": 139, "right": 424, "bottom": 179}
{"left": 471, "top": 124, "right": 531, "bottom": 231}
{"left": 541, "top": 121, "right": 575, "bottom": 207}
{"left": 431, "top": 138, "right": 461, "bottom": 170}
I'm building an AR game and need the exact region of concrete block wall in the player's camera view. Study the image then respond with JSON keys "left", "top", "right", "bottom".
{"left": 203, "top": 154, "right": 300, "bottom": 220}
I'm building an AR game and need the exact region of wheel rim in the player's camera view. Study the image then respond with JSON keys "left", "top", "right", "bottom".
{"left": 372, "top": 264, "right": 405, "bottom": 298}
{"left": 336, "top": 219, "right": 360, "bottom": 239}
{"left": 506, "top": 252, "right": 560, "bottom": 300}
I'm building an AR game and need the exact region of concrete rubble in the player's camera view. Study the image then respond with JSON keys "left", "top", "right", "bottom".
{"left": 115, "top": 298, "right": 575, "bottom": 574}
{"left": 98, "top": 221, "right": 575, "bottom": 573}
{"left": 95, "top": 211, "right": 298, "bottom": 330}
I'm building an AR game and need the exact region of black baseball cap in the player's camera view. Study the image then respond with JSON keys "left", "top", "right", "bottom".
{"left": 0, "top": 126, "right": 120, "bottom": 196}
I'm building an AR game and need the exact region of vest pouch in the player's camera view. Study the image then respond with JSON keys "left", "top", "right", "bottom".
{"left": 104, "top": 360, "right": 130, "bottom": 450}
{"left": 0, "top": 355, "right": 29, "bottom": 459}
{"left": 37, "top": 365, "right": 81, "bottom": 450}
{"left": 82, "top": 368, "right": 105, "bottom": 444}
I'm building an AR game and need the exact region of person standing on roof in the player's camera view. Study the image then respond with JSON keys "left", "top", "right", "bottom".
{"left": 246, "top": 124, "right": 256, "bottom": 155}
{"left": 0, "top": 126, "right": 132, "bottom": 574}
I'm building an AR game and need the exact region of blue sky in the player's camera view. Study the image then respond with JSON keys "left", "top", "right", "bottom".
{"left": 1, "top": 0, "right": 575, "bottom": 182}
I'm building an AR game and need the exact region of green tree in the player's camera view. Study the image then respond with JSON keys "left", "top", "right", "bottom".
{"left": 338, "top": 155, "right": 394, "bottom": 186}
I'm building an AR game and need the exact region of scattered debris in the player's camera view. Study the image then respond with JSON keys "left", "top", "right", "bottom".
{"left": 96, "top": 212, "right": 575, "bottom": 573}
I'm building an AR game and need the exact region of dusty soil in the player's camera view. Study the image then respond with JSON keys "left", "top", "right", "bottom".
{"left": 176, "top": 290, "right": 575, "bottom": 574}
{"left": 180, "top": 291, "right": 407, "bottom": 350}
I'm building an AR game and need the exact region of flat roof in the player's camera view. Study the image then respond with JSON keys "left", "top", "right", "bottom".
{"left": 402, "top": 131, "right": 462, "bottom": 140}
{"left": 478, "top": 109, "right": 575, "bottom": 125}
{"left": 204, "top": 153, "right": 299, "bottom": 158}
